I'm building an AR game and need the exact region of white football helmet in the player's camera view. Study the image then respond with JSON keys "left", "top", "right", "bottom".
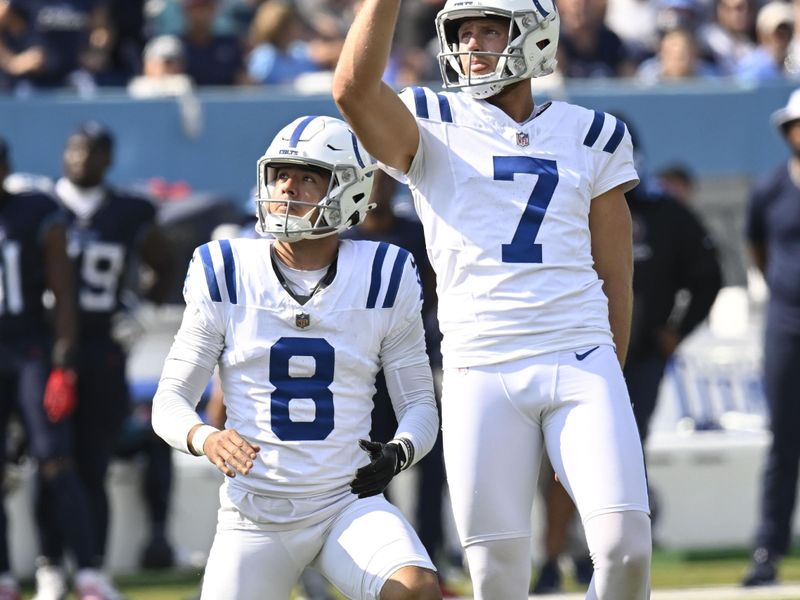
{"left": 435, "top": 0, "right": 559, "bottom": 99}
{"left": 255, "top": 115, "right": 377, "bottom": 242}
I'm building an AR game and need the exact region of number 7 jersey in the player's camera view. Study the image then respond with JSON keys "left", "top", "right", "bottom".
{"left": 386, "top": 87, "right": 639, "bottom": 369}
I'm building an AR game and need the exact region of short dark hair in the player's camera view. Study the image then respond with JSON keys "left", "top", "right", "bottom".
{"left": 72, "top": 121, "right": 114, "bottom": 153}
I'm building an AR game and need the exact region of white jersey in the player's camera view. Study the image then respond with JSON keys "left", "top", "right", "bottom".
{"left": 161, "top": 238, "right": 433, "bottom": 516}
{"left": 385, "top": 87, "right": 639, "bottom": 369}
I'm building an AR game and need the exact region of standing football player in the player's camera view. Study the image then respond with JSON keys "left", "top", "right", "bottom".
{"left": 0, "top": 138, "right": 101, "bottom": 600}
{"left": 333, "top": 1, "right": 652, "bottom": 598}
{"left": 37, "top": 122, "right": 174, "bottom": 600}
{"left": 151, "top": 115, "right": 441, "bottom": 600}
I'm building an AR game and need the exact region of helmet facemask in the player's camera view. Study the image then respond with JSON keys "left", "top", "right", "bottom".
{"left": 254, "top": 116, "right": 377, "bottom": 243}
{"left": 436, "top": 4, "right": 559, "bottom": 99}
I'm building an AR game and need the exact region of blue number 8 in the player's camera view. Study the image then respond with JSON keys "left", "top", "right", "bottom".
{"left": 495, "top": 156, "right": 559, "bottom": 264}
{"left": 270, "top": 337, "right": 335, "bottom": 441}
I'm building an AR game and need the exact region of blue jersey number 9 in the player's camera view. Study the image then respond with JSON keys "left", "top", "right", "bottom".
{"left": 494, "top": 156, "right": 559, "bottom": 264}
{"left": 269, "top": 337, "right": 335, "bottom": 441}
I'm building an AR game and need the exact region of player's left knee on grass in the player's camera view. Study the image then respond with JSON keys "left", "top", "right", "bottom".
{"left": 380, "top": 566, "right": 441, "bottom": 600}
{"left": 585, "top": 510, "right": 651, "bottom": 598}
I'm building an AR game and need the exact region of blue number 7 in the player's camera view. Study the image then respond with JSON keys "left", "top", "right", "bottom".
{"left": 494, "top": 156, "right": 559, "bottom": 263}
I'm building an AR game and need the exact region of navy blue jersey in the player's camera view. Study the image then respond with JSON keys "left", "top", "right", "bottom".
{"left": 8, "top": 0, "right": 101, "bottom": 87}
{"left": 0, "top": 191, "right": 64, "bottom": 339}
{"left": 61, "top": 189, "right": 157, "bottom": 340}
{"left": 747, "top": 165, "right": 800, "bottom": 332}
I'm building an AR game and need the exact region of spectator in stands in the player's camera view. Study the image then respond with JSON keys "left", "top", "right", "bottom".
{"left": 246, "top": 0, "right": 341, "bottom": 87}
{"left": 128, "top": 34, "right": 194, "bottom": 97}
{"left": 736, "top": 0, "right": 795, "bottom": 81}
{"left": 655, "top": 0, "right": 705, "bottom": 39}
{"left": 556, "top": 0, "right": 637, "bottom": 77}
{"left": 742, "top": 88, "right": 800, "bottom": 587}
{"left": 180, "top": 0, "right": 248, "bottom": 86}
{"left": 103, "top": 0, "right": 148, "bottom": 85}
{"left": 0, "top": 0, "right": 112, "bottom": 92}
{"left": 390, "top": 0, "right": 445, "bottom": 85}
{"left": 605, "top": 0, "right": 660, "bottom": 60}
{"left": 294, "top": 0, "right": 357, "bottom": 40}
{"left": 697, "top": 0, "right": 757, "bottom": 75}
{"left": 636, "top": 27, "right": 720, "bottom": 83}
{"left": 0, "top": 1, "right": 35, "bottom": 92}
{"left": 36, "top": 123, "right": 174, "bottom": 600}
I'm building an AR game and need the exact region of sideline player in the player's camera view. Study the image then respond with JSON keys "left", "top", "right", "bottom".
{"left": 39, "top": 122, "right": 174, "bottom": 599}
{"left": 0, "top": 138, "right": 99, "bottom": 600}
{"left": 333, "top": 1, "right": 652, "bottom": 598}
{"left": 152, "top": 115, "right": 442, "bottom": 600}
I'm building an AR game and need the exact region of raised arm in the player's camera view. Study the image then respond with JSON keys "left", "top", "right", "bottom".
{"left": 331, "top": 0, "right": 419, "bottom": 173}
{"left": 590, "top": 186, "right": 634, "bottom": 368}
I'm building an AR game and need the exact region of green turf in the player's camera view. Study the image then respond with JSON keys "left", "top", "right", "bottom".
{"left": 17, "top": 550, "right": 800, "bottom": 598}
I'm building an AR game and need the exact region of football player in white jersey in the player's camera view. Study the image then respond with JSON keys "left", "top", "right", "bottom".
{"left": 151, "top": 115, "right": 442, "bottom": 600}
{"left": 332, "top": 1, "right": 652, "bottom": 598}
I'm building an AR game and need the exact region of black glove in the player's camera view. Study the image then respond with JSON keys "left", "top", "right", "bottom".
{"left": 350, "top": 439, "right": 403, "bottom": 498}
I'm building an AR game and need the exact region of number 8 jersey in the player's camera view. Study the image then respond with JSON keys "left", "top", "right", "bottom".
{"left": 161, "top": 237, "right": 434, "bottom": 519}
{"left": 385, "top": 87, "right": 640, "bottom": 369}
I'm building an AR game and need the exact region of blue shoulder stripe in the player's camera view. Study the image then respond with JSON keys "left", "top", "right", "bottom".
{"left": 366, "top": 242, "right": 389, "bottom": 309}
{"left": 218, "top": 239, "right": 237, "bottom": 304}
{"left": 382, "top": 248, "right": 410, "bottom": 308}
{"left": 437, "top": 94, "right": 453, "bottom": 123}
{"left": 602, "top": 118, "right": 626, "bottom": 153}
{"left": 198, "top": 244, "right": 222, "bottom": 302}
{"left": 583, "top": 111, "right": 605, "bottom": 148}
{"left": 412, "top": 87, "right": 429, "bottom": 119}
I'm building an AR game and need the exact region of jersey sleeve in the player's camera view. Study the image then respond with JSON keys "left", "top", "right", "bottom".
{"left": 181, "top": 244, "right": 230, "bottom": 346}
{"left": 378, "top": 246, "right": 438, "bottom": 466}
{"left": 379, "top": 86, "right": 453, "bottom": 187}
{"left": 581, "top": 111, "right": 640, "bottom": 198}
{"left": 379, "top": 247, "right": 428, "bottom": 372}
{"left": 152, "top": 245, "right": 228, "bottom": 453}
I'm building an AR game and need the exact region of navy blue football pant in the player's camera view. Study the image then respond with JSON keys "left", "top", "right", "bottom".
{"left": 623, "top": 354, "right": 668, "bottom": 443}
{"left": 0, "top": 343, "right": 95, "bottom": 572}
{"left": 754, "top": 324, "right": 800, "bottom": 555}
{"left": 37, "top": 341, "right": 129, "bottom": 567}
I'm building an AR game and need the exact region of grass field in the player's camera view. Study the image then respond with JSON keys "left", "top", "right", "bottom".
{"left": 15, "top": 549, "right": 800, "bottom": 599}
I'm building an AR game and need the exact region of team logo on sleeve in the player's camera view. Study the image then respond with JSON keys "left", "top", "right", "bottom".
{"left": 516, "top": 131, "right": 530, "bottom": 147}
{"left": 295, "top": 312, "right": 311, "bottom": 329}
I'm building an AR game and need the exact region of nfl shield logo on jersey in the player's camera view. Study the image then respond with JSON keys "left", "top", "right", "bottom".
{"left": 295, "top": 312, "right": 311, "bottom": 329}
{"left": 516, "top": 131, "right": 529, "bottom": 147}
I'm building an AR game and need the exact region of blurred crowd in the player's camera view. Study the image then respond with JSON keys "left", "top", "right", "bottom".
{"left": 2, "top": 0, "right": 800, "bottom": 97}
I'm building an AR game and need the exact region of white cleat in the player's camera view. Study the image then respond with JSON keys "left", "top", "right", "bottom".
{"left": 32, "top": 565, "right": 68, "bottom": 600}
{"left": 74, "top": 569, "right": 125, "bottom": 600}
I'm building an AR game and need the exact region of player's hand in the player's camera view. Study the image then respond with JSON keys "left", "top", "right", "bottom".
{"left": 43, "top": 368, "right": 77, "bottom": 423}
{"left": 350, "top": 439, "right": 402, "bottom": 498}
{"left": 203, "top": 429, "right": 261, "bottom": 478}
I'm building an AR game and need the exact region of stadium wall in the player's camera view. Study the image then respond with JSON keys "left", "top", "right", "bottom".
{"left": 0, "top": 79, "right": 796, "bottom": 205}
